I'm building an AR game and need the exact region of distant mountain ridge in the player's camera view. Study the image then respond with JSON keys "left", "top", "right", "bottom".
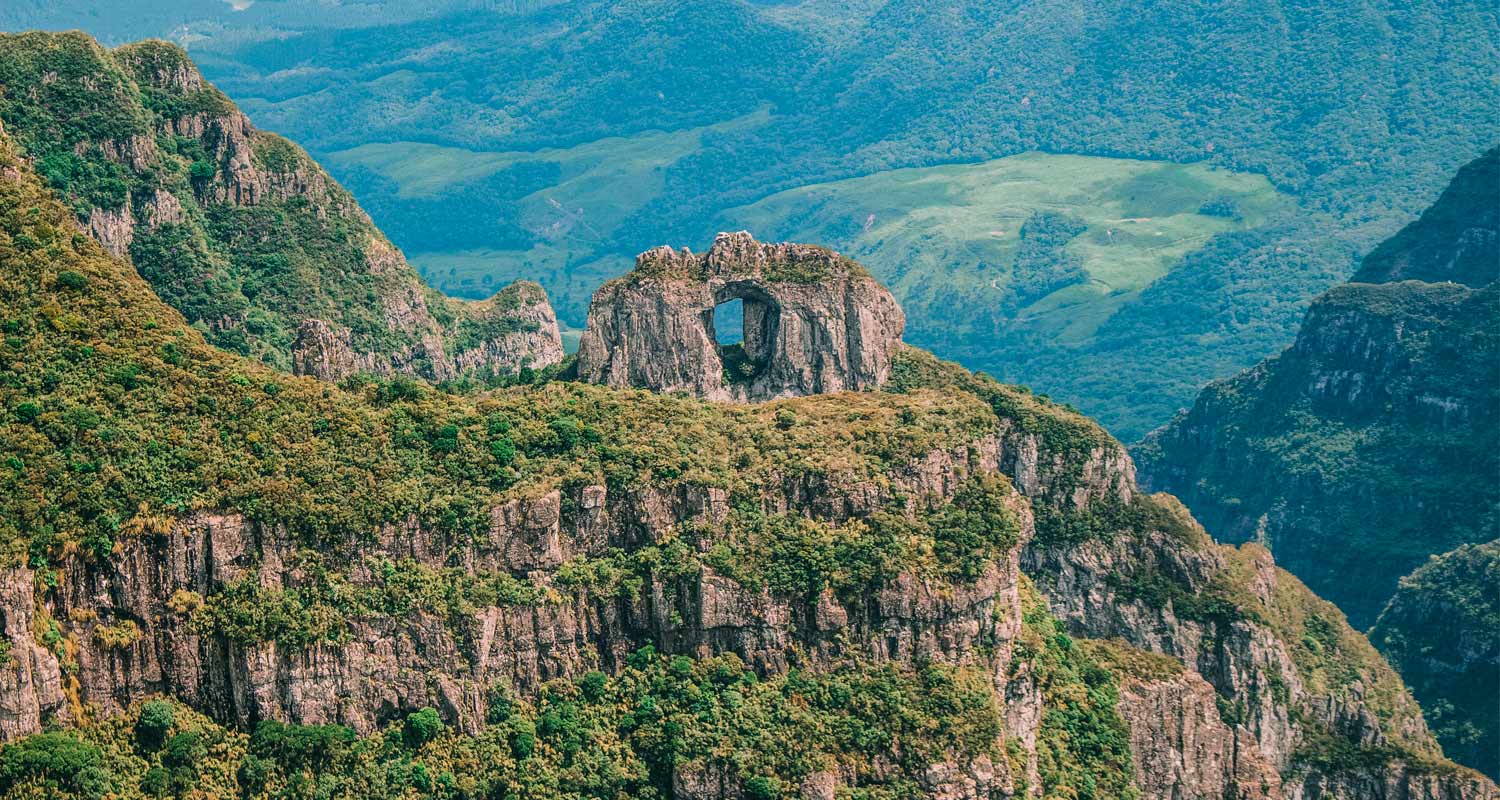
{"left": 1135, "top": 147, "right": 1500, "bottom": 778}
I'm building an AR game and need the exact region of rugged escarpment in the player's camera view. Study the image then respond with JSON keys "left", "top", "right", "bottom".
{"left": 1370, "top": 542, "right": 1499, "bottom": 781}
{"left": 578, "top": 231, "right": 905, "bottom": 402}
{"left": 1135, "top": 281, "right": 1498, "bottom": 624}
{"left": 1134, "top": 146, "right": 1500, "bottom": 783}
{"left": 0, "top": 112, "right": 1492, "bottom": 798}
{"left": 1135, "top": 146, "right": 1500, "bottom": 627}
{"left": 0, "top": 32, "right": 562, "bottom": 381}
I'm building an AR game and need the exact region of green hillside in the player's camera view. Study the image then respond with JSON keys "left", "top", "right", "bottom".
{"left": 4, "top": 0, "right": 1492, "bottom": 436}
{"left": 1372, "top": 541, "right": 1500, "bottom": 781}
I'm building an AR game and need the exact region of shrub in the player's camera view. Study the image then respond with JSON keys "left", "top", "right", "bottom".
{"left": 0, "top": 732, "right": 110, "bottom": 799}
{"left": 745, "top": 775, "right": 782, "bottom": 800}
{"left": 135, "top": 700, "right": 175, "bottom": 749}
{"left": 402, "top": 707, "right": 443, "bottom": 748}
{"left": 579, "top": 670, "right": 608, "bottom": 702}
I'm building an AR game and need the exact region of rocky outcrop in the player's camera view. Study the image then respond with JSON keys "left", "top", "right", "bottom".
{"left": 289, "top": 279, "right": 563, "bottom": 382}
{"left": 0, "top": 32, "right": 565, "bottom": 383}
{"left": 1116, "top": 666, "right": 1281, "bottom": 799}
{"left": 1134, "top": 147, "right": 1499, "bottom": 631}
{"left": 445, "top": 281, "right": 566, "bottom": 379}
{"left": 1027, "top": 525, "right": 1497, "bottom": 799}
{"left": 290, "top": 319, "right": 375, "bottom": 381}
{"left": 1136, "top": 286, "right": 1498, "bottom": 630}
{"left": 577, "top": 232, "right": 905, "bottom": 402}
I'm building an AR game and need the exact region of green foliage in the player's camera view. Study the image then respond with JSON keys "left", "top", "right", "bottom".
{"left": 55, "top": 271, "right": 88, "bottom": 291}
{"left": 0, "top": 732, "right": 112, "bottom": 799}
{"left": 1013, "top": 580, "right": 1140, "bottom": 800}
{"left": 1371, "top": 541, "right": 1500, "bottom": 780}
{"left": 402, "top": 708, "right": 443, "bottom": 749}
{"left": 1077, "top": 639, "right": 1184, "bottom": 684}
{"left": 134, "top": 701, "right": 175, "bottom": 750}
{"left": 1006, "top": 210, "right": 1088, "bottom": 309}
{"left": 0, "top": 31, "right": 561, "bottom": 381}
{"left": 1354, "top": 148, "right": 1498, "bottom": 287}
{"left": 704, "top": 473, "right": 1019, "bottom": 603}
{"left": 0, "top": 655, "right": 1031, "bottom": 800}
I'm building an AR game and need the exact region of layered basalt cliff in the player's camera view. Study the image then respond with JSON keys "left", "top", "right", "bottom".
{"left": 577, "top": 231, "right": 905, "bottom": 401}
{"left": 1134, "top": 146, "right": 1500, "bottom": 784}
{"left": 0, "top": 73, "right": 1493, "bottom": 798}
{"left": 0, "top": 32, "right": 563, "bottom": 381}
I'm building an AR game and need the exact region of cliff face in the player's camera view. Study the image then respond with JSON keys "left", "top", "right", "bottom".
{"left": 577, "top": 232, "right": 905, "bottom": 402}
{"left": 1370, "top": 542, "right": 1500, "bottom": 782}
{"left": 1134, "top": 147, "right": 1500, "bottom": 783}
{"left": 0, "top": 76, "right": 1493, "bottom": 798}
{"left": 1135, "top": 145, "right": 1500, "bottom": 627}
{"left": 0, "top": 32, "right": 562, "bottom": 381}
{"left": 1136, "top": 282, "right": 1498, "bottom": 625}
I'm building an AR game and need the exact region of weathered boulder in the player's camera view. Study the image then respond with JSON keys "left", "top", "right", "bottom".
{"left": 577, "top": 232, "right": 905, "bottom": 402}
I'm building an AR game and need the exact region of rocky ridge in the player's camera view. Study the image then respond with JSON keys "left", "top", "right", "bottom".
{"left": 0, "top": 59, "right": 1493, "bottom": 798}
{"left": 0, "top": 32, "right": 563, "bottom": 381}
{"left": 1135, "top": 149, "right": 1498, "bottom": 626}
{"left": 1134, "top": 146, "right": 1499, "bottom": 783}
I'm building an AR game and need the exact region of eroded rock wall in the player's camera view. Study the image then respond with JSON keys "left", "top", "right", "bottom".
{"left": 577, "top": 232, "right": 905, "bottom": 401}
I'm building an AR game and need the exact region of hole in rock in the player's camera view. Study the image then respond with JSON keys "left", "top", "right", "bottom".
{"left": 713, "top": 298, "right": 745, "bottom": 346}
{"left": 711, "top": 291, "right": 778, "bottom": 385}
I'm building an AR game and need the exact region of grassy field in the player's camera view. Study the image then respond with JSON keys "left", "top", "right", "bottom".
{"left": 326, "top": 139, "right": 1296, "bottom": 435}
{"left": 719, "top": 152, "right": 1289, "bottom": 345}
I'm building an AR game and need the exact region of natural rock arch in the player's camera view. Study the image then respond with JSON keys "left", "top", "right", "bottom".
{"left": 577, "top": 232, "right": 906, "bottom": 402}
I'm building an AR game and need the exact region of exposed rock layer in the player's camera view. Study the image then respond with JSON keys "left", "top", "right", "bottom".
{"left": 0, "top": 32, "right": 564, "bottom": 381}
{"left": 578, "top": 232, "right": 905, "bottom": 401}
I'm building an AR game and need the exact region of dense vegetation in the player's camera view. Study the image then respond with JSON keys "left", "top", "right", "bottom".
{"left": 1371, "top": 542, "right": 1500, "bottom": 781}
{"left": 0, "top": 32, "right": 550, "bottom": 378}
{"left": 0, "top": 632, "right": 1147, "bottom": 800}
{"left": 1134, "top": 149, "right": 1500, "bottom": 779}
{"left": 8, "top": 0, "right": 1484, "bottom": 436}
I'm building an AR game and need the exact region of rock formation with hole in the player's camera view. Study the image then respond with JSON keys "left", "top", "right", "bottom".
{"left": 576, "top": 232, "right": 905, "bottom": 402}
